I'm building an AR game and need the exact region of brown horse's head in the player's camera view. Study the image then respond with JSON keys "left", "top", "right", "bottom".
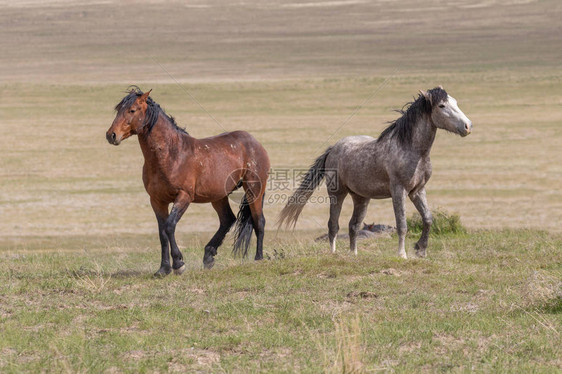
{"left": 106, "top": 88, "right": 152, "bottom": 145}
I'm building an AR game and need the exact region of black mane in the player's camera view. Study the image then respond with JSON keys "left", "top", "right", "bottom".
{"left": 114, "top": 86, "right": 188, "bottom": 135}
{"left": 377, "top": 87, "right": 447, "bottom": 145}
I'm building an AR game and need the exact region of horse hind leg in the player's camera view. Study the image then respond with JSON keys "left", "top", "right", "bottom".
{"left": 203, "top": 197, "right": 237, "bottom": 269}
{"left": 328, "top": 191, "right": 347, "bottom": 253}
{"left": 348, "top": 194, "right": 370, "bottom": 255}
{"left": 245, "top": 187, "right": 266, "bottom": 261}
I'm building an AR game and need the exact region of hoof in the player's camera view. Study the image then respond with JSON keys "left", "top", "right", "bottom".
{"left": 414, "top": 243, "right": 427, "bottom": 258}
{"left": 153, "top": 267, "right": 172, "bottom": 278}
{"left": 173, "top": 264, "right": 187, "bottom": 275}
{"left": 398, "top": 252, "right": 408, "bottom": 260}
{"left": 203, "top": 259, "right": 215, "bottom": 269}
{"left": 203, "top": 246, "right": 216, "bottom": 269}
{"left": 203, "top": 255, "right": 215, "bottom": 269}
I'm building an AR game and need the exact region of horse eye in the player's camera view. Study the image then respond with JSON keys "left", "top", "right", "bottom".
{"left": 129, "top": 109, "right": 136, "bottom": 113}
{"left": 438, "top": 104, "right": 445, "bottom": 108}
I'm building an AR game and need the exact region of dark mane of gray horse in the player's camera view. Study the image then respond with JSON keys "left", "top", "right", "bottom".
{"left": 378, "top": 87, "right": 447, "bottom": 145}
{"left": 114, "top": 86, "right": 188, "bottom": 135}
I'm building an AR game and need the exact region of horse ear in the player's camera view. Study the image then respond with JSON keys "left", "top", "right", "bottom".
{"left": 419, "top": 89, "right": 432, "bottom": 105}
{"left": 138, "top": 89, "right": 152, "bottom": 103}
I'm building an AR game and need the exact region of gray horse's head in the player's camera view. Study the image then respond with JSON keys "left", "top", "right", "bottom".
{"left": 421, "top": 87, "right": 472, "bottom": 137}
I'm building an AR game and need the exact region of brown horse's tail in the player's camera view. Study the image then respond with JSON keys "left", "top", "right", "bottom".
{"left": 277, "top": 146, "right": 333, "bottom": 229}
{"left": 233, "top": 194, "right": 254, "bottom": 257}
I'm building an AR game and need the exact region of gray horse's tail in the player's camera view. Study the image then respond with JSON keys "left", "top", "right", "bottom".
{"left": 277, "top": 146, "right": 333, "bottom": 229}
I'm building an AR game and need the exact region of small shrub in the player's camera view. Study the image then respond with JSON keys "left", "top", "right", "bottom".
{"left": 407, "top": 209, "right": 466, "bottom": 236}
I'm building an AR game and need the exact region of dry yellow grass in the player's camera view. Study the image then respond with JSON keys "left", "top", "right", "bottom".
{"left": 2, "top": 0, "right": 561, "bottom": 242}
{"left": 1, "top": 76, "right": 561, "bottom": 243}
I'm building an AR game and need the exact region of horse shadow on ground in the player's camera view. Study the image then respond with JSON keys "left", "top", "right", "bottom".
{"left": 315, "top": 223, "right": 395, "bottom": 242}
{"left": 68, "top": 267, "right": 146, "bottom": 280}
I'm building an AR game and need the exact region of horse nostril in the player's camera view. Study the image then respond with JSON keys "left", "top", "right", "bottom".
{"left": 106, "top": 132, "right": 117, "bottom": 144}
{"left": 464, "top": 123, "right": 471, "bottom": 132}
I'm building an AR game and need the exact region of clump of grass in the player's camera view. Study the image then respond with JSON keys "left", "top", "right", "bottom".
{"left": 407, "top": 209, "right": 466, "bottom": 236}
{"left": 520, "top": 271, "right": 562, "bottom": 313}
{"left": 265, "top": 248, "right": 286, "bottom": 260}
{"left": 329, "top": 315, "right": 364, "bottom": 374}
{"left": 72, "top": 262, "right": 111, "bottom": 294}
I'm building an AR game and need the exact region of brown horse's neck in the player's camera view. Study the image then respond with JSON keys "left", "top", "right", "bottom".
{"left": 137, "top": 113, "right": 192, "bottom": 164}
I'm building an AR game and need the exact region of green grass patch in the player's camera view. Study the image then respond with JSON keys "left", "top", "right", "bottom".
{"left": 1, "top": 230, "right": 561, "bottom": 372}
{"left": 407, "top": 209, "right": 467, "bottom": 236}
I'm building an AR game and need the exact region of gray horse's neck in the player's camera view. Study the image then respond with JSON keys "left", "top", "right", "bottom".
{"left": 410, "top": 116, "right": 437, "bottom": 156}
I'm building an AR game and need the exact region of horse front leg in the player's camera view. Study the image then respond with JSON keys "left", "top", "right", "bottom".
{"left": 165, "top": 193, "right": 191, "bottom": 275}
{"left": 391, "top": 184, "right": 408, "bottom": 259}
{"left": 409, "top": 188, "right": 432, "bottom": 258}
{"left": 151, "top": 199, "right": 172, "bottom": 277}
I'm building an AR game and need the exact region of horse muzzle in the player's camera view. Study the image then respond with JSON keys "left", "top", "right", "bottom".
{"left": 460, "top": 121, "right": 472, "bottom": 137}
{"left": 106, "top": 131, "right": 121, "bottom": 145}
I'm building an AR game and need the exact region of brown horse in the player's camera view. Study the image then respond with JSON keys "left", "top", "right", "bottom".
{"left": 106, "top": 87, "right": 270, "bottom": 276}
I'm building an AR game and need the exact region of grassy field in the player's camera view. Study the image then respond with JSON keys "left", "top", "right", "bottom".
{"left": 1, "top": 230, "right": 561, "bottom": 372}
{"left": 1, "top": 0, "right": 561, "bottom": 372}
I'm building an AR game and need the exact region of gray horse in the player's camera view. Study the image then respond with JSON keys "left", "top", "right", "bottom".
{"left": 278, "top": 87, "right": 472, "bottom": 259}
